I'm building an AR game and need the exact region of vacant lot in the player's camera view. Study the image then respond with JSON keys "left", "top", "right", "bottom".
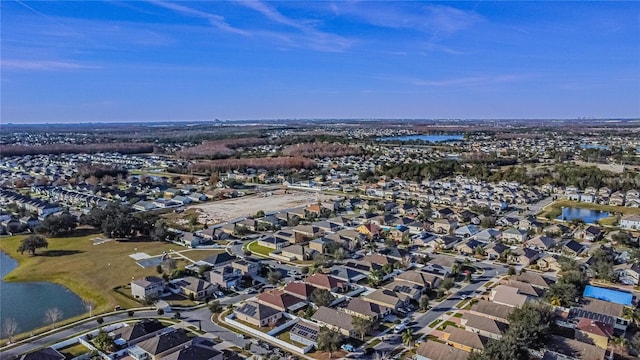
{"left": 0, "top": 234, "right": 225, "bottom": 313}
{"left": 191, "top": 191, "right": 335, "bottom": 223}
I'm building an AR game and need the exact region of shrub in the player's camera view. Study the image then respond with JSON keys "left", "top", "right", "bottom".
{"left": 127, "top": 310, "right": 135, "bottom": 317}
{"left": 96, "top": 317, "right": 104, "bottom": 325}
{"left": 157, "top": 309, "right": 164, "bottom": 315}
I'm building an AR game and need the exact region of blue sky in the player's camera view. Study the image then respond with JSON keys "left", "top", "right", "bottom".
{"left": 2, "top": 1, "right": 639, "bottom": 123}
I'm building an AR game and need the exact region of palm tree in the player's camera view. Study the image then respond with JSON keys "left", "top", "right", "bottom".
{"left": 368, "top": 268, "right": 384, "bottom": 287}
{"left": 402, "top": 328, "right": 414, "bottom": 347}
{"left": 365, "top": 240, "right": 377, "bottom": 253}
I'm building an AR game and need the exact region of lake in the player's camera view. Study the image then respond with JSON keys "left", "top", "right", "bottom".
{"left": 580, "top": 144, "right": 609, "bottom": 150}
{"left": 557, "top": 207, "right": 610, "bottom": 224}
{"left": 377, "top": 134, "right": 464, "bottom": 142}
{"left": 1, "top": 252, "right": 86, "bottom": 335}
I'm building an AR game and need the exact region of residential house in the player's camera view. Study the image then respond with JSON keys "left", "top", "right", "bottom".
{"left": 490, "top": 285, "right": 530, "bottom": 307}
{"left": 232, "top": 258, "right": 261, "bottom": 277}
{"left": 511, "top": 272, "right": 554, "bottom": 290}
{"left": 176, "top": 277, "right": 214, "bottom": 301}
{"left": 355, "top": 223, "right": 381, "bottom": 239}
{"left": 363, "top": 288, "right": 409, "bottom": 312}
{"left": 112, "top": 318, "right": 165, "bottom": 345}
{"left": 390, "top": 225, "right": 410, "bottom": 242}
{"left": 415, "top": 340, "right": 469, "bottom": 360}
{"left": 575, "top": 317, "right": 613, "bottom": 349}
{"left": 435, "top": 235, "right": 462, "bottom": 250}
{"left": 311, "top": 306, "right": 355, "bottom": 337}
{"left": 510, "top": 247, "right": 541, "bottom": 266}
{"left": 461, "top": 313, "right": 508, "bottom": 340}
{"left": 455, "top": 225, "right": 480, "bottom": 238}
{"left": 382, "top": 280, "right": 423, "bottom": 301}
{"left": 131, "top": 328, "right": 191, "bottom": 360}
{"left": 570, "top": 298, "right": 629, "bottom": 335}
{"left": 563, "top": 240, "right": 587, "bottom": 256}
{"left": 614, "top": 263, "right": 640, "bottom": 286}
{"left": 180, "top": 233, "right": 204, "bottom": 248}
{"left": 339, "top": 298, "right": 390, "bottom": 321}
{"left": 327, "top": 267, "right": 368, "bottom": 283}
{"left": 620, "top": 214, "right": 640, "bottom": 230}
{"left": 305, "top": 273, "right": 349, "bottom": 292}
{"left": 455, "top": 239, "right": 484, "bottom": 256}
{"left": 545, "top": 335, "right": 606, "bottom": 360}
{"left": 525, "top": 235, "right": 556, "bottom": 251}
{"left": 580, "top": 226, "right": 604, "bottom": 242}
{"left": 289, "top": 320, "right": 320, "bottom": 347}
{"left": 20, "top": 348, "right": 65, "bottom": 360}
{"left": 284, "top": 281, "right": 317, "bottom": 301}
{"left": 131, "top": 276, "right": 164, "bottom": 300}
{"left": 206, "top": 266, "right": 241, "bottom": 290}
{"left": 234, "top": 301, "right": 283, "bottom": 327}
{"left": 502, "top": 228, "right": 528, "bottom": 243}
{"left": 256, "top": 289, "right": 306, "bottom": 312}
{"left": 484, "top": 242, "right": 509, "bottom": 260}
{"left": 395, "top": 270, "right": 442, "bottom": 289}
{"left": 422, "top": 254, "right": 457, "bottom": 277}
{"left": 161, "top": 337, "right": 224, "bottom": 360}
{"left": 433, "top": 208, "right": 455, "bottom": 219}
{"left": 474, "top": 228, "right": 501, "bottom": 242}
{"left": 257, "top": 235, "right": 289, "bottom": 250}
{"left": 308, "top": 238, "right": 334, "bottom": 254}
{"left": 201, "top": 252, "right": 236, "bottom": 268}
{"left": 468, "top": 299, "right": 513, "bottom": 323}
{"left": 538, "top": 254, "right": 562, "bottom": 272}
{"left": 433, "top": 219, "right": 457, "bottom": 234}
{"left": 280, "top": 244, "right": 309, "bottom": 261}
{"left": 443, "top": 326, "right": 488, "bottom": 352}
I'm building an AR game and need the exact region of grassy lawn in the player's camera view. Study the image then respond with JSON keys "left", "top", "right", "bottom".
{"left": 0, "top": 234, "right": 223, "bottom": 314}
{"left": 58, "top": 342, "right": 89, "bottom": 359}
{"left": 453, "top": 313, "right": 463, "bottom": 318}
{"left": 437, "top": 320, "right": 458, "bottom": 331}
{"left": 541, "top": 199, "right": 640, "bottom": 218}
{"left": 598, "top": 217, "right": 618, "bottom": 226}
{"left": 247, "top": 241, "right": 274, "bottom": 257}
{"left": 181, "top": 249, "right": 226, "bottom": 262}
{"left": 368, "top": 338, "right": 382, "bottom": 348}
{"left": 277, "top": 329, "right": 307, "bottom": 347}
{"left": 428, "top": 319, "right": 442, "bottom": 328}
{"left": 456, "top": 298, "right": 471, "bottom": 309}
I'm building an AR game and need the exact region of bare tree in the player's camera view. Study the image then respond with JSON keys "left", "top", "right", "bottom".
{"left": 372, "top": 350, "right": 389, "bottom": 360}
{"left": 2, "top": 318, "right": 19, "bottom": 343}
{"left": 44, "top": 307, "right": 63, "bottom": 329}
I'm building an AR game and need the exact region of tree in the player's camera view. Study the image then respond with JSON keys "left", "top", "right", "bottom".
{"left": 44, "top": 307, "right": 62, "bottom": 329}
{"left": 402, "top": 328, "right": 414, "bottom": 346}
{"left": 209, "top": 300, "right": 222, "bottom": 314}
{"left": 162, "top": 258, "right": 177, "bottom": 273}
{"left": 368, "top": 268, "right": 384, "bottom": 287}
{"left": 311, "top": 289, "right": 335, "bottom": 307}
{"left": 152, "top": 220, "right": 171, "bottom": 242}
{"left": 352, "top": 316, "right": 375, "bottom": 341}
{"left": 93, "top": 329, "right": 115, "bottom": 353}
{"left": 440, "top": 277, "right": 455, "bottom": 291}
{"left": 316, "top": 327, "right": 342, "bottom": 358}
{"left": 267, "top": 269, "right": 282, "bottom": 285}
{"left": 507, "top": 301, "right": 553, "bottom": 350}
{"left": 419, "top": 294, "right": 430, "bottom": 311}
{"left": 36, "top": 212, "right": 77, "bottom": 236}
{"left": 507, "top": 266, "right": 516, "bottom": 276}
{"left": 2, "top": 318, "right": 19, "bottom": 343}
{"left": 546, "top": 281, "right": 578, "bottom": 307}
{"left": 17, "top": 234, "right": 49, "bottom": 256}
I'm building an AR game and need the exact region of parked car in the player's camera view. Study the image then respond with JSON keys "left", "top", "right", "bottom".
{"left": 341, "top": 344, "right": 356, "bottom": 352}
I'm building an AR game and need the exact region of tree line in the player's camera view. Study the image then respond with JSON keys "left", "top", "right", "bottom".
{"left": 281, "top": 143, "right": 362, "bottom": 158}
{"left": 0, "top": 143, "right": 154, "bottom": 157}
{"left": 188, "top": 156, "right": 316, "bottom": 173}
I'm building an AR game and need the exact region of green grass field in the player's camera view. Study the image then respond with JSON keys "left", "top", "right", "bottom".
{"left": 247, "top": 241, "right": 274, "bottom": 257}
{"left": 0, "top": 234, "right": 226, "bottom": 313}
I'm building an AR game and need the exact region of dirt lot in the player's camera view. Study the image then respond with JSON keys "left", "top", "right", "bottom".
{"left": 190, "top": 191, "right": 337, "bottom": 223}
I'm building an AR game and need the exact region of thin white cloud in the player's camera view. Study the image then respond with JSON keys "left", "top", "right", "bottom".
{"left": 149, "top": 0, "right": 249, "bottom": 36}
{"left": 384, "top": 73, "right": 535, "bottom": 87}
{"left": 233, "top": 0, "right": 354, "bottom": 52}
{"left": 1, "top": 60, "right": 100, "bottom": 71}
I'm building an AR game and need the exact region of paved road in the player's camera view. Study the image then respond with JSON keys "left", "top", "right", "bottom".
{"left": 372, "top": 261, "right": 508, "bottom": 355}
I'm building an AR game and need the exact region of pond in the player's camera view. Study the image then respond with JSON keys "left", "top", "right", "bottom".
{"left": 377, "top": 134, "right": 464, "bottom": 142}
{"left": 1, "top": 252, "right": 86, "bottom": 335}
{"left": 557, "top": 207, "right": 610, "bottom": 224}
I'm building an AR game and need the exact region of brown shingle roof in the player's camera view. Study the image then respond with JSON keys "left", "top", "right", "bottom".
{"left": 416, "top": 340, "right": 469, "bottom": 360}
{"left": 284, "top": 281, "right": 317, "bottom": 300}
{"left": 305, "top": 273, "right": 346, "bottom": 291}
{"left": 461, "top": 313, "right": 509, "bottom": 336}
{"left": 257, "top": 289, "right": 305, "bottom": 311}
{"left": 444, "top": 326, "right": 488, "bottom": 350}
{"left": 311, "top": 306, "right": 354, "bottom": 331}
{"left": 469, "top": 299, "right": 513, "bottom": 321}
